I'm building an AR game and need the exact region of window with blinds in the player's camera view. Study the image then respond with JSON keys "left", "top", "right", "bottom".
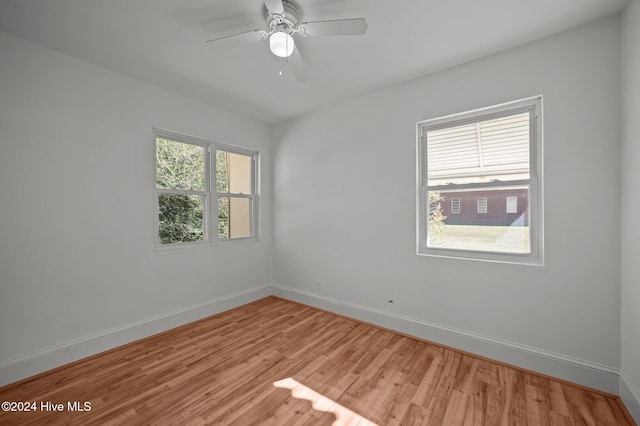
{"left": 417, "top": 97, "right": 543, "bottom": 265}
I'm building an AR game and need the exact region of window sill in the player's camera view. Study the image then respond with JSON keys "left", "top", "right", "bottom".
{"left": 417, "top": 247, "right": 544, "bottom": 266}
{"left": 154, "top": 237, "right": 259, "bottom": 253}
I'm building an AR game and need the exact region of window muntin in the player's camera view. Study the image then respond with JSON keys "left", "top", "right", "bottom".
{"left": 418, "top": 97, "right": 543, "bottom": 264}
{"left": 154, "top": 129, "right": 258, "bottom": 248}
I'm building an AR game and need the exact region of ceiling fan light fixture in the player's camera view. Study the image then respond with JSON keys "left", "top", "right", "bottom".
{"left": 269, "top": 31, "right": 294, "bottom": 57}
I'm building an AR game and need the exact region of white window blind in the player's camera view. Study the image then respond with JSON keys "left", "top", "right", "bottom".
{"left": 427, "top": 112, "right": 530, "bottom": 185}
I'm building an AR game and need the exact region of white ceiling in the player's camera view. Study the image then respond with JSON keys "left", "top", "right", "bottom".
{"left": 0, "top": 0, "right": 628, "bottom": 124}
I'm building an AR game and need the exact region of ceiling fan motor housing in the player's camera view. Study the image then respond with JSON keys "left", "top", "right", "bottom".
{"left": 266, "top": 0, "right": 302, "bottom": 34}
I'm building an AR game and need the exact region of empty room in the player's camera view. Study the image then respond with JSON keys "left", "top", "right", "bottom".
{"left": 1, "top": 0, "right": 639, "bottom": 424}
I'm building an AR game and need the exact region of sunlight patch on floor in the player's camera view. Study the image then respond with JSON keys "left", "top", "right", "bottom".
{"left": 273, "top": 377, "right": 379, "bottom": 426}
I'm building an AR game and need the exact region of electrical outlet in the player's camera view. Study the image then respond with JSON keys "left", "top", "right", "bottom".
{"left": 315, "top": 280, "right": 321, "bottom": 291}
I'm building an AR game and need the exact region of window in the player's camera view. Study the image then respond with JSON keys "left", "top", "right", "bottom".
{"left": 417, "top": 97, "right": 543, "bottom": 265}
{"left": 216, "top": 149, "right": 255, "bottom": 240}
{"left": 477, "top": 197, "right": 488, "bottom": 214}
{"left": 155, "top": 129, "right": 258, "bottom": 248}
{"left": 451, "top": 198, "right": 461, "bottom": 214}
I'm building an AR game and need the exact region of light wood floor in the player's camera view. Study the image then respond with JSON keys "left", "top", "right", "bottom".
{"left": 0, "top": 296, "right": 634, "bottom": 425}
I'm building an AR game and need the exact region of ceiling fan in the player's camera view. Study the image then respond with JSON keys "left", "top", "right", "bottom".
{"left": 205, "top": 0, "right": 368, "bottom": 82}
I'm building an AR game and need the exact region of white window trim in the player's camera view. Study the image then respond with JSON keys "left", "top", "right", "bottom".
{"left": 416, "top": 96, "right": 544, "bottom": 266}
{"left": 154, "top": 128, "right": 259, "bottom": 250}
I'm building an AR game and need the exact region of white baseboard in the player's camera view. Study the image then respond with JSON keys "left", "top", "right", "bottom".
{"left": 1, "top": 284, "right": 628, "bottom": 406}
{"left": 620, "top": 375, "right": 640, "bottom": 424}
{"left": 0, "top": 285, "right": 273, "bottom": 387}
{"left": 272, "top": 285, "right": 621, "bottom": 395}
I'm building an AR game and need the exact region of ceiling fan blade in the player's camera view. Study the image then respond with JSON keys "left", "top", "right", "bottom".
{"left": 264, "top": 0, "right": 285, "bottom": 15}
{"left": 205, "top": 30, "right": 268, "bottom": 50}
{"left": 299, "top": 18, "right": 367, "bottom": 37}
{"left": 288, "top": 47, "right": 310, "bottom": 83}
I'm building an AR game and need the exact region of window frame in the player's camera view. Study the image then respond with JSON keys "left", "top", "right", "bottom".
{"left": 154, "top": 128, "right": 259, "bottom": 250}
{"left": 416, "top": 96, "right": 543, "bottom": 265}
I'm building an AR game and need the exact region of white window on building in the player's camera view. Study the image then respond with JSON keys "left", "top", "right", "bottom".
{"left": 451, "top": 198, "right": 461, "bottom": 214}
{"left": 417, "top": 96, "right": 543, "bottom": 265}
{"left": 477, "top": 197, "right": 488, "bottom": 214}
{"left": 506, "top": 196, "right": 518, "bottom": 213}
{"left": 155, "top": 129, "right": 259, "bottom": 248}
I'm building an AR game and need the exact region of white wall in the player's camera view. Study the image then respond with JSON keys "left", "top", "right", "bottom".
{"left": 1, "top": 10, "right": 636, "bottom": 414}
{"left": 0, "top": 31, "right": 272, "bottom": 379}
{"left": 272, "top": 17, "right": 622, "bottom": 383}
{"left": 621, "top": 0, "right": 640, "bottom": 420}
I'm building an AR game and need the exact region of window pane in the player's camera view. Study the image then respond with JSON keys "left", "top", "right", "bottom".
{"left": 218, "top": 197, "right": 251, "bottom": 239}
{"left": 428, "top": 188, "right": 530, "bottom": 254}
{"left": 158, "top": 193, "right": 205, "bottom": 244}
{"left": 156, "top": 138, "right": 205, "bottom": 190}
{"left": 216, "top": 150, "right": 252, "bottom": 194}
{"left": 427, "top": 112, "right": 530, "bottom": 186}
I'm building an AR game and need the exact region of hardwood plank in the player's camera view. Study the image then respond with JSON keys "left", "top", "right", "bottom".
{"left": 0, "top": 296, "right": 634, "bottom": 425}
